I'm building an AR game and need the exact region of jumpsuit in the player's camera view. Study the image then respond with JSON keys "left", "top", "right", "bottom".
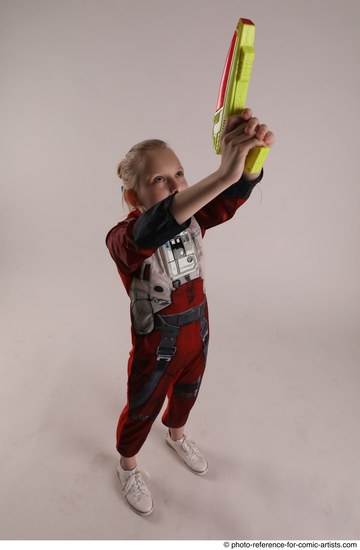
{"left": 106, "top": 170, "right": 263, "bottom": 457}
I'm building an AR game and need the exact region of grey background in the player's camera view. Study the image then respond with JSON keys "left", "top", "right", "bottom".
{"left": 1, "top": 0, "right": 359, "bottom": 540}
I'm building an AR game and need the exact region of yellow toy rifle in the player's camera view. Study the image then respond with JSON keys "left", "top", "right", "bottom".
{"left": 213, "top": 18, "right": 270, "bottom": 173}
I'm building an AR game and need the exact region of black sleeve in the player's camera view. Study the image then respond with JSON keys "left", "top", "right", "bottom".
{"left": 220, "top": 169, "right": 264, "bottom": 200}
{"left": 133, "top": 193, "right": 191, "bottom": 249}
{"left": 193, "top": 169, "right": 264, "bottom": 233}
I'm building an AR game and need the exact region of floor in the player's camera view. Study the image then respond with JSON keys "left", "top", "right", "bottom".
{"left": 1, "top": 266, "right": 360, "bottom": 541}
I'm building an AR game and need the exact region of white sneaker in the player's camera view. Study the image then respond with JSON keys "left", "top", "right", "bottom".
{"left": 117, "top": 461, "right": 153, "bottom": 516}
{"left": 165, "top": 431, "right": 208, "bottom": 475}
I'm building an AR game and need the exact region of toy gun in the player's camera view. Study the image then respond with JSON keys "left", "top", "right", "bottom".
{"left": 212, "top": 18, "right": 270, "bottom": 173}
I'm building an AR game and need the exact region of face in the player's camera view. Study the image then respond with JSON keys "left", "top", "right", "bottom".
{"left": 136, "top": 147, "right": 188, "bottom": 211}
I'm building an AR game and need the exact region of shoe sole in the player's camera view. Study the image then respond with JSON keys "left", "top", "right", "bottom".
{"left": 165, "top": 437, "right": 209, "bottom": 476}
{"left": 116, "top": 469, "right": 154, "bottom": 516}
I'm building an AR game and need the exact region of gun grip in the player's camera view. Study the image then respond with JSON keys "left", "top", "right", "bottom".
{"left": 244, "top": 146, "right": 270, "bottom": 173}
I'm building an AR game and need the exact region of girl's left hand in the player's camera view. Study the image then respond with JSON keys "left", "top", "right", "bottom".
{"left": 240, "top": 107, "right": 275, "bottom": 147}
{"left": 218, "top": 107, "right": 275, "bottom": 183}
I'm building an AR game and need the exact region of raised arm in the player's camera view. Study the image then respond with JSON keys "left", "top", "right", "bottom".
{"left": 170, "top": 109, "right": 274, "bottom": 225}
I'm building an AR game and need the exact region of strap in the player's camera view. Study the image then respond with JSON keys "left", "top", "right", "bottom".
{"left": 155, "top": 299, "right": 206, "bottom": 329}
{"left": 129, "top": 324, "right": 179, "bottom": 412}
{"left": 173, "top": 376, "right": 203, "bottom": 399}
{"left": 129, "top": 299, "right": 207, "bottom": 413}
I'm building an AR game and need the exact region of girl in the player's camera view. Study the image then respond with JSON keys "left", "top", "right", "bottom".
{"left": 106, "top": 109, "right": 275, "bottom": 515}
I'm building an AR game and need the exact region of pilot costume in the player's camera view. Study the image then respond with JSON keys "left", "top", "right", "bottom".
{"left": 106, "top": 170, "right": 263, "bottom": 457}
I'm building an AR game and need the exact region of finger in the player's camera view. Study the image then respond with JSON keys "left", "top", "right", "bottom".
{"left": 263, "top": 130, "right": 275, "bottom": 147}
{"left": 244, "top": 117, "right": 260, "bottom": 135}
{"left": 221, "top": 122, "right": 249, "bottom": 147}
{"left": 222, "top": 114, "right": 244, "bottom": 135}
{"left": 240, "top": 107, "right": 252, "bottom": 121}
{"left": 231, "top": 134, "right": 267, "bottom": 149}
{"left": 255, "top": 124, "right": 268, "bottom": 141}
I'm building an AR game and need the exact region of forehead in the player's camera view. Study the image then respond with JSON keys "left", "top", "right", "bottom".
{"left": 143, "top": 148, "right": 182, "bottom": 175}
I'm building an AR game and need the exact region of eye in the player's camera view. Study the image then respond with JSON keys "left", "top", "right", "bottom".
{"left": 153, "top": 175, "right": 164, "bottom": 184}
{"left": 176, "top": 171, "right": 184, "bottom": 177}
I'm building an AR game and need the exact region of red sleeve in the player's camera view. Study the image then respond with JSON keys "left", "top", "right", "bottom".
{"left": 105, "top": 214, "right": 156, "bottom": 276}
{"left": 194, "top": 170, "right": 263, "bottom": 234}
{"left": 194, "top": 194, "right": 248, "bottom": 234}
{"left": 106, "top": 195, "right": 192, "bottom": 276}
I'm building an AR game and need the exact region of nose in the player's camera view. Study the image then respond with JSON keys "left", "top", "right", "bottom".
{"left": 168, "top": 178, "right": 180, "bottom": 193}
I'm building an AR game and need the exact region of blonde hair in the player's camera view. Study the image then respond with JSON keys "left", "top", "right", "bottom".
{"left": 117, "top": 139, "right": 169, "bottom": 210}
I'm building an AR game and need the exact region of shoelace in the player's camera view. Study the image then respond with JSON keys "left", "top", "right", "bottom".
{"left": 123, "top": 470, "right": 150, "bottom": 498}
{"left": 180, "top": 437, "right": 201, "bottom": 460}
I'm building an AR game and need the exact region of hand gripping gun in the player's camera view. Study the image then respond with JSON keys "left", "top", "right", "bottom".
{"left": 212, "top": 18, "right": 270, "bottom": 173}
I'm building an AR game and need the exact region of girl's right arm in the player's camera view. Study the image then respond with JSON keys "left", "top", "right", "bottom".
{"left": 170, "top": 109, "right": 274, "bottom": 225}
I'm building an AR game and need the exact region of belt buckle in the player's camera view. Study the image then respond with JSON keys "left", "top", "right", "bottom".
{"left": 156, "top": 345, "right": 177, "bottom": 360}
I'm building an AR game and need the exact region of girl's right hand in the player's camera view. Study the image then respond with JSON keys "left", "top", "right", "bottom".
{"left": 218, "top": 108, "right": 273, "bottom": 183}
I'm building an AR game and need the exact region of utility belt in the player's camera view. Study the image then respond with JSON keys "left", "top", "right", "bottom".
{"left": 154, "top": 298, "right": 208, "bottom": 359}
{"left": 130, "top": 299, "right": 208, "bottom": 414}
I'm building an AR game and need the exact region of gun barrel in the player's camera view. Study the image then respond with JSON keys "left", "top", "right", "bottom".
{"left": 212, "top": 18, "right": 270, "bottom": 173}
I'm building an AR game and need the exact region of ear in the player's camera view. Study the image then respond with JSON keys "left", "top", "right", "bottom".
{"left": 124, "top": 189, "right": 139, "bottom": 208}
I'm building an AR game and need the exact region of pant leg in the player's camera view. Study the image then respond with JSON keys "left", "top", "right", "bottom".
{"left": 116, "top": 311, "right": 209, "bottom": 457}
{"left": 162, "top": 310, "right": 209, "bottom": 428}
{"left": 116, "top": 328, "right": 167, "bottom": 457}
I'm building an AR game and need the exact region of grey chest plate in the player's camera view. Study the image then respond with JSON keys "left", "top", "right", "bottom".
{"left": 160, "top": 229, "right": 199, "bottom": 281}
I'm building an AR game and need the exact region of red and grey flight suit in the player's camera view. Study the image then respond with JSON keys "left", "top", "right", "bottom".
{"left": 106, "top": 170, "right": 263, "bottom": 457}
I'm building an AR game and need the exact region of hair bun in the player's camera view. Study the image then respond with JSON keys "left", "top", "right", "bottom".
{"left": 117, "top": 160, "right": 124, "bottom": 179}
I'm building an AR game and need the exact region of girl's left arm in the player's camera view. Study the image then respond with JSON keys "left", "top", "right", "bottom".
{"left": 170, "top": 109, "right": 274, "bottom": 225}
{"left": 194, "top": 169, "right": 263, "bottom": 233}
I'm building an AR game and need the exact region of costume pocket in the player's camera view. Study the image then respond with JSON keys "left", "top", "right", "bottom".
{"left": 130, "top": 289, "right": 154, "bottom": 335}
